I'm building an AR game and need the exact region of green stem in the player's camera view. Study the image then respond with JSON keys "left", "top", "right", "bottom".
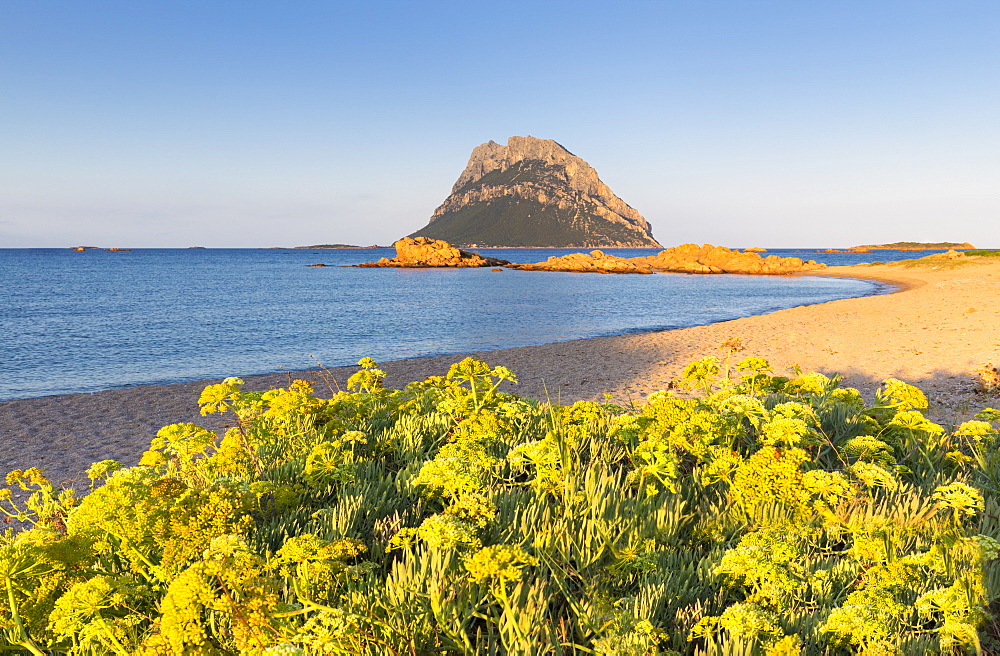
{"left": 105, "top": 533, "right": 160, "bottom": 584}
{"left": 5, "top": 579, "right": 45, "bottom": 656}
{"left": 95, "top": 615, "right": 131, "bottom": 656}
{"left": 494, "top": 584, "right": 532, "bottom": 649}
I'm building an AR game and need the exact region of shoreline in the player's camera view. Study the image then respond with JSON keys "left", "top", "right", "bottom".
{"left": 0, "top": 268, "right": 888, "bottom": 406}
{"left": 798, "top": 265, "right": 928, "bottom": 293}
{"left": 3, "top": 260, "right": 998, "bottom": 490}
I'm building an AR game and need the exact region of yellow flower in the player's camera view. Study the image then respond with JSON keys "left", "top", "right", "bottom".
{"left": 464, "top": 544, "right": 537, "bottom": 584}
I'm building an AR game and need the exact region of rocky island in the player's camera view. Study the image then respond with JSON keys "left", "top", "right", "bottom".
{"left": 511, "top": 250, "right": 655, "bottom": 274}
{"left": 632, "top": 244, "right": 825, "bottom": 274}
{"left": 409, "top": 136, "right": 661, "bottom": 248}
{"left": 513, "top": 244, "right": 824, "bottom": 274}
{"left": 852, "top": 241, "right": 975, "bottom": 251}
{"left": 359, "top": 238, "right": 824, "bottom": 275}
{"left": 356, "top": 237, "right": 510, "bottom": 268}
{"left": 295, "top": 244, "right": 386, "bottom": 249}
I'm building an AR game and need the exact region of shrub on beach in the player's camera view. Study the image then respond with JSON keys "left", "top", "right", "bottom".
{"left": 2, "top": 355, "right": 1000, "bottom": 655}
{"left": 975, "top": 363, "right": 1000, "bottom": 395}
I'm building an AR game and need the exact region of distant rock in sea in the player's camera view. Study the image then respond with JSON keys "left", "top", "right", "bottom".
{"left": 409, "top": 136, "right": 661, "bottom": 248}
{"left": 357, "top": 237, "right": 510, "bottom": 268}
{"left": 295, "top": 244, "right": 386, "bottom": 249}
{"left": 852, "top": 241, "right": 975, "bottom": 251}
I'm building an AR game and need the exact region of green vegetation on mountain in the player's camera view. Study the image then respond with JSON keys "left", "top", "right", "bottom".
{"left": 410, "top": 136, "right": 661, "bottom": 248}
{"left": 412, "top": 201, "right": 647, "bottom": 248}
{"left": 3, "top": 355, "right": 1000, "bottom": 654}
{"left": 412, "top": 162, "right": 656, "bottom": 247}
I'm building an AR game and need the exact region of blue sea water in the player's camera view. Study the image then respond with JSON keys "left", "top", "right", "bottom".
{"left": 0, "top": 247, "right": 938, "bottom": 401}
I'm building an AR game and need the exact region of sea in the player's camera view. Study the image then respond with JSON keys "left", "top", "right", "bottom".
{"left": 0, "top": 247, "right": 946, "bottom": 402}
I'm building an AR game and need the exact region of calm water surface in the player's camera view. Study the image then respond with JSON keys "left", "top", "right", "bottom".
{"left": 0, "top": 247, "right": 924, "bottom": 400}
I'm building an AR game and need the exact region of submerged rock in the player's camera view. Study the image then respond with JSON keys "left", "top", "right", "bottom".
{"left": 357, "top": 237, "right": 510, "bottom": 268}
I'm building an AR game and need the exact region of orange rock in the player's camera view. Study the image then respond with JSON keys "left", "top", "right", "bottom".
{"left": 357, "top": 237, "right": 510, "bottom": 268}
{"left": 632, "top": 244, "right": 826, "bottom": 275}
{"left": 923, "top": 249, "right": 964, "bottom": 259}
{"left": 511, "top": 249, "right": 653, "bottom": 274}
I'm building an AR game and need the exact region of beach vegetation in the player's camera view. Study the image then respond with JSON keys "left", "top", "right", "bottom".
{"left": 2, "top": 356, "right": 1000, "bottom": 654}
{"left": 974, "top": 364, "right": 1000, "bottom": 395}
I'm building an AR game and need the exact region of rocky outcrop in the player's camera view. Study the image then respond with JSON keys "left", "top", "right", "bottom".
{"left": 922, "top": 249, "right": 964, "bottom": 260}
{"left": 357, "top": 237, "right": 510, "bottom": 268}
{"left": 512, "top": 250, "right": 654, "bottom": 274}
{"left": 409, "top": 136, "right": 661, "bottom": 248}
{"left": 359, "top": 240, "right": 825, "bottom": 275}
{"left": 512, "top": 244, "right": 824, "bottom": 275}
{"left": 632, "top": 244, "right": 826, "bottom": 275}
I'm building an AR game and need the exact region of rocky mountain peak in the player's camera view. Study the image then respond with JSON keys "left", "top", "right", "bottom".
{"left": 409, "top": 136, "right": 660, "bottom": 248}
{"left": 453, "top": 137, "right": 579, "bottom": 189}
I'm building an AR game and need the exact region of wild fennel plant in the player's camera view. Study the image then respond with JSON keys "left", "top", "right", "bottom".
{"left": 1, "top": 355, "right": 999, "bottom": 655}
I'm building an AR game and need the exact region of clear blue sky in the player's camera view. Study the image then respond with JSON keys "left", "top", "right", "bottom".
{"left": 2, "top": 0, "right": 998, "bottom": 248}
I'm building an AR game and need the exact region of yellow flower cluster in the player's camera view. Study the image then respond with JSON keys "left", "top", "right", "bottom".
{"left": 2, "top": 354, "right": 999, "bottom": 654}
{"left": 463, "top": 544, "right": 538, "bottom": 584}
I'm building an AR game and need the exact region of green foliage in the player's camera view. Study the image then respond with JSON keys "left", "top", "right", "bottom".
{"left": 409, "top": 159, "right": 659, "bottom": 247}
{"left": 2, "top": 356, "right": 1000, "bottom": 654}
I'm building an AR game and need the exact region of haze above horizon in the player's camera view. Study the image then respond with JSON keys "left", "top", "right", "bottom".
{"left": 2, "top": 1, "right": 998, "bottom": 249}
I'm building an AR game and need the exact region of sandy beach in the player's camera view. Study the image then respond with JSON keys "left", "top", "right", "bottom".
{"left": 2, "top": 256, "right": 999, "bottom": 491}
